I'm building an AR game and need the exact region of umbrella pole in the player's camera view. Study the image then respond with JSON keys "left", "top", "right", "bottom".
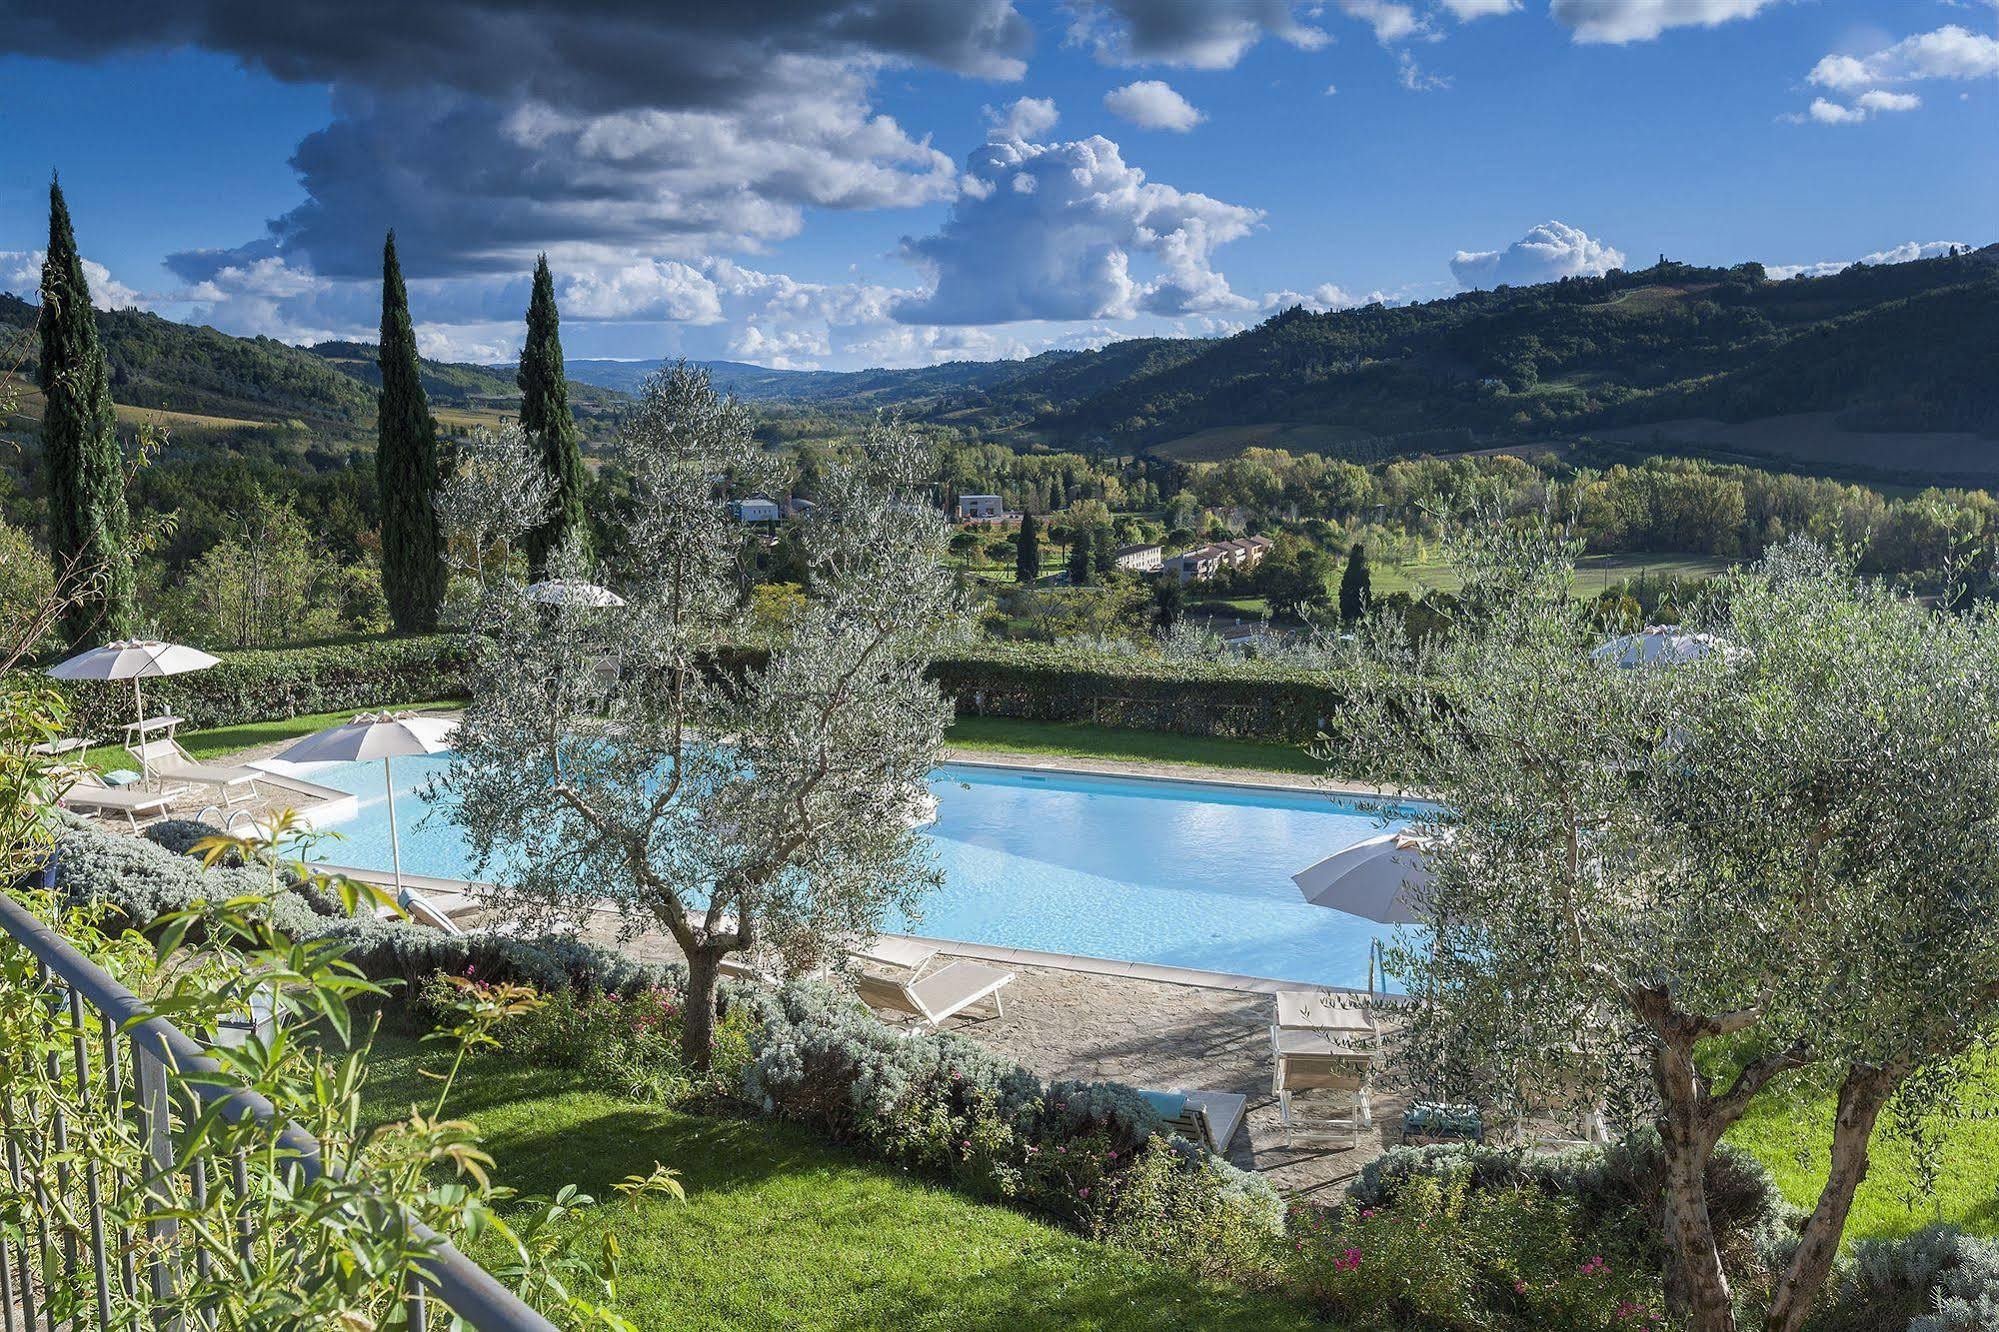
{"left": 132, "top": 676, "right": 148, "bottom": 781}
{"left": 384, "top": 756, "right": 404, "bottom": 898}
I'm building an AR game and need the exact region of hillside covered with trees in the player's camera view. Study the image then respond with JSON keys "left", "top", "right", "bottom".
{"left": 566, "top": 248, "right": 1999, "bottom": 480}
{"left": 0, "top": 296, "right": 624, "bottom": 470}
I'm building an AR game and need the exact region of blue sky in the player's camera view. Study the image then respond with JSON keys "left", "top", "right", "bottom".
{"left": 1, "top": 1, "right": 1992, "bottom": 369}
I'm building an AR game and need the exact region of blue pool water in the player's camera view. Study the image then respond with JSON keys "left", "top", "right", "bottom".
{"left": 292, "top": 755, "right": 1413, "bottom": 986}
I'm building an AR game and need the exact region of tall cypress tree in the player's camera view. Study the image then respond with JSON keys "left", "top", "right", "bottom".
{"left": 1340, "top": 541, "right": 1372, "bottom": 622}
{"left": 517, "top": 254, "right": 587, "bottom": 572}
{"left": 1015, "top": 512, "right": 1040, "bottom": 584}
{"left": 40, "top": 177, "right": 135, "bottom": 647}
{"left": 376, "top": 232, "right": 446, "bottom": 632}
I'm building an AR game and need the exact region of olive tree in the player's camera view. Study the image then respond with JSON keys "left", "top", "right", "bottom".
{"left": 1327, "top": 525, "right": 1999, "bottom": 1332}
{"left": 434, "top": 423, "right": 553, "bottom": 593}
{"left": 441, "top": 366, "right": 961, "bottom": 1068}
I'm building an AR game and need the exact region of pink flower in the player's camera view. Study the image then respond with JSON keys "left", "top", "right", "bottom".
{"left": 1515, "top": 1280, "right": 1529, "bottom": 1295}
{"left": 1077, "top": 1187, "right": 1090, "bottom": 1198}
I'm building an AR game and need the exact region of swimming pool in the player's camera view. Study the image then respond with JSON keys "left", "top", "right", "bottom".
{"left": 286, "top": 755, "right": 1415, "bottom": 987}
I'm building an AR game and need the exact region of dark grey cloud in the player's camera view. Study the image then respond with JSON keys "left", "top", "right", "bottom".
{"left": 1064, "top": 0, "right": 1328, "bottom": 68}
{"left": 1, "top": 2, "right": 1033, "bottom": 107}
{"left": 8, "top": 1, "right": 1028, "bottom": 279}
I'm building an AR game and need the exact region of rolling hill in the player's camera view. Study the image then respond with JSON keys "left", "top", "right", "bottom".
{"left": 5, "top": 244, "right": 1996, "bottom": 484}
{"left": 575, "top": 248, "right": 1999, "bottom": 481}
{"left": 0, "top": 296, "right": 626, "bottom": 469}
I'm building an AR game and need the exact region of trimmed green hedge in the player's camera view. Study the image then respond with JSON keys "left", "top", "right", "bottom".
{"left": 930, "top": 644, "right": 1355, "bottom": 741}
{"left": 32, "top": 633, "right": 1358, "bottom": 745}
{"left": 43, "top": 636, "right": 472, "bottom": 736}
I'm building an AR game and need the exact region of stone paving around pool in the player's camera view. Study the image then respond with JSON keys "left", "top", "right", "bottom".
{"left": 534, "top": 907, "right": 1410, "bottom": 1199}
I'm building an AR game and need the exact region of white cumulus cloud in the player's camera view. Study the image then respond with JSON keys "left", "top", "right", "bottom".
{"left": 1261, "top": 283, "right": 1375, "bottom": 312}
{"left": 1766, "top": 240, "right": 1972, "bottom": 281}
{"left": 986, "top": 96, "right": 1061, "bottom": 142}
{"left": 1339, "top": 0, "right": 1423, "bottom": 43}
{"left": 1795, "top": 25, "right": 1994, "bottom": 124}
{"left": 1808, "top": 25, "right": 1999, "bottom": 92}
{"left": 1450, "top": 221, "right": 1626, "bottom": 289}
{"left": 1103, "top": 80, "right": 1206, "bottom": 132}
{"left": 1551, "top": 0, "right": 1779, "bottom": 44}
{"left": 0, "top": 251, "right": 152, "bottom": 311}
{"left": 895, "top": 134, "right": 1261, "bottom": 325}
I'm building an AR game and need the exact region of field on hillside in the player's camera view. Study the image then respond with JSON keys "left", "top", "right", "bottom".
{"left": 1150, "top": 421, "right": 1379, "bottom": 461}
{"left": 1598, "top": 413, "right": 1999, "bottom": 486}
{"left": 8, "top": 386, "right": 268, "bottom": 432}
{"left": 1372, "top": 552, "right": 1733, "bottom": 598}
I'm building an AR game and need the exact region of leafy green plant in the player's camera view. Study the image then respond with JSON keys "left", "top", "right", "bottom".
{"left": 0, "top": 812, "right": 680, "bottom": 1329}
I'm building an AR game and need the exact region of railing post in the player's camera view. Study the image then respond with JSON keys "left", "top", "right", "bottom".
{"left": 68, "top": 985, "right": 114, "bottom": 1330}
{"left": 135, "top": 1048, "right": 182, "bottom": 1331}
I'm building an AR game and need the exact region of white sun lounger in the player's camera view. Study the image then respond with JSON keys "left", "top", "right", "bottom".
{"left": 848, "top": 936, "right": 940, "bottom": 977}
{"left": 856, "top": 960, "right": 1014, "bottom": 1031}
{"left": 1140, "top": 1089, "right": 1249, "bottom": 1155}
{"left": 56, "top": 770, "right": 183, "bottom": 832}
{"left": 396, "top": 887, "right": 467, "bottom": 937}
{"left": 1271, "top": 1025, "right": 1374, "bottom": 1146}
{"left": 132, "top": 738, "right": 265, "bottom": 808}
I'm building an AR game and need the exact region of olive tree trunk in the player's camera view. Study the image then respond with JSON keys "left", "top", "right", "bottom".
{"left": 1763, "top": 1064, "right": 1904, "bottom": 1332}
{"left": 1657, "top": 1094, "right": 1738, "bottom": 1332}
{"left": 680, "top": 947, "right": 722, "bottom": 1073}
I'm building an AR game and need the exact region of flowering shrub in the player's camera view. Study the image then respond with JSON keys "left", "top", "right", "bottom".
{"left": 1290, "top": 1169, "right": 1668, "bottom": 1332}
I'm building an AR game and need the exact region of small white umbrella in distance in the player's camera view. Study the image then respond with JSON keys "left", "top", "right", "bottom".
{"left": 276, "top": 712, "right": 458, "bottom": 894}
{"left": 47, "top": 639, "right": 222, "bottom": 777}
{"left": 525, "top": 578, "right": 626, "bottom": 608}
{"left": 1592, "top": 625, "right": 1730, "bottom": 670}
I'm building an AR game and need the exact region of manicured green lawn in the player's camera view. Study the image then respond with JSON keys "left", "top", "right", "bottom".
{"left": 362, "top": 1038, "right": 1318, "bottom": 1331}
{"left": 1726, "top": 1050, "right": 1999, "bottom": 1241}
{"left": 1371, "top": 552, "right": 1734, "bottom": 600}
{"left": 945, "top": 715, "right": 1321, "bottom": 777}
{"left": 91, "top": 699, "right": 465, "bottom": 773}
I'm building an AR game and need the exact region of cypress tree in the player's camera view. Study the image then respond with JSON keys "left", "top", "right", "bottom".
{"left": 1016, "top": 512, "right": 1041, "bottom": 583}
{"left": 1067, "top": 527, "right": 1093, "bottom": 586}
{"left": 1092, "top": 524, "right": 1115, "bottom": 578}
{"left": 376, "top": 232, "right": 446, "bottom": 632}
{"left": 1340, "top": 541, "right": 1372, "bottom": 621}
{"left": 40, "top": 177, "right": 135, "bottom": 647}
{"left": 517, "top": 254, "right": 587, "bottom": 572}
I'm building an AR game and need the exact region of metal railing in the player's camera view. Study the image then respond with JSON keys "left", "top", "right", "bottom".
{"left": 0, "top": 889, "right": 557, "bottom": 1331}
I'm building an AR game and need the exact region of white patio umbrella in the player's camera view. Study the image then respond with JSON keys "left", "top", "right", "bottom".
{"left": 274, "top": 712, "right": 457, "bottom": 895}
{"left": 47, "top": 639, "right": 221, "bottom": 777}
{"left": 1293, "top": 830, "right": 1435, "bottom": 925}
{"left": 1293, "top": 830, "right": 1436, "bottom": 995}
{"left": 524, "top": 578, "right": 626, "bottom": 608}
{"left": 1592, "top": 625, "right": 1731, "bottom": 669}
